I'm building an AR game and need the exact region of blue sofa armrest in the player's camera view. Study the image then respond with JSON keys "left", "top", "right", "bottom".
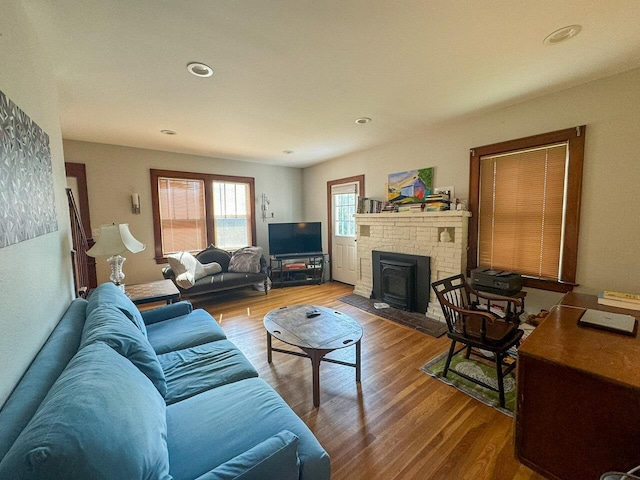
{"left": 193, "top": 430, "right": 300, "bottom": 480}
{"left": 141, "top": 301, "right": 193, "bottom": 325}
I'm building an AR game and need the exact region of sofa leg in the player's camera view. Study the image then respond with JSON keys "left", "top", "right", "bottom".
{"left": 264, "top": 279, "right": 268, "bottom": 295}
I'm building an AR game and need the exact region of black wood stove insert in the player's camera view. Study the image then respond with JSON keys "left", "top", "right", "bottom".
{"left": 372, "top": 251, "right": 430, "bottom": 313}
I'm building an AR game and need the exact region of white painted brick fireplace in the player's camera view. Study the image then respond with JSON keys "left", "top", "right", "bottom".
{"left": 353, "top": 211, "right": 471, "bottom": 322}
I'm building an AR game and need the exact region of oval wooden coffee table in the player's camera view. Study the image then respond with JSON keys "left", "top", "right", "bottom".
{"left": 264, "top": 305, "right": 363, "bottom": 407}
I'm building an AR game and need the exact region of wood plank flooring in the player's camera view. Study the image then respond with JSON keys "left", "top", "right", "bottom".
{"left": 190, "top": 282, "right": 547, "bottom": 480}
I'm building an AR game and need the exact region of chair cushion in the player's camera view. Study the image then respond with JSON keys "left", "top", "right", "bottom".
{"left": 0, "top": 342, "right": 171, "bottom": 480}
{"left": 166, "top": 377, "right": 330, "bottom": 480}
{"left": 87, "top": 282, "right": 147, "bottom": 336}
{"left": 146, "top": 308, "right": 227, "bottom": 355}
{"left": 158, "top": 340, "right": 258, "bottom": 404}
{"left": 81, "top": 304, "right": 166, "bottom": 397}
{"left": 193, "top": 430, "right": 300, "bottom": 480}
{"left": 191, "top": 271, "right": 268, "bottom": 290}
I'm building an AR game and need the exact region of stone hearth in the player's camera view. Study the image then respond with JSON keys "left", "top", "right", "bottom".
{"left": 354, "top": 211, "right": 471, "bottom": 322}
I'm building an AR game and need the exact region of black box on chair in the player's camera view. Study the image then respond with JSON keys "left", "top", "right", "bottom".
{"left": 470, "top": 268, "right": 523, "bottom": 296}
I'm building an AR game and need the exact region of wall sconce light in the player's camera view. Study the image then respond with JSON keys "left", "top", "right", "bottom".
{"left": 131, "top": 193, "right": 140, "bottom": 214}
{"left": 261, "top": 193, "right": 271, "bottom": 221}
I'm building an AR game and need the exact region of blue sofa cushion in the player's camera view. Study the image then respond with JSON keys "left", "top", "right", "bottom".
{"left": 166, "top": 377, "right": 330, "bottom": 480}
{"left": 146, "top": 308, "right": 226, "bottom": 355}
{"left": 193, "top": 430, "right": 300, "bottom": 480}
{"left": 81, "top": 305, "right": 167, "bottom": 397}
{"left": 87, "top": 282, "right": 147, "bottom": 336}
{"left": 0, "top": 342, "right": 171, "bottom": 480}
{"left": 158, "top": 340, "right": 258, "bottom": 404}
{"left": 0, "top": 299, "right": 87, "bottom": 461}
{"left": 141, "top": 300, "right": 193, "bottom": 325}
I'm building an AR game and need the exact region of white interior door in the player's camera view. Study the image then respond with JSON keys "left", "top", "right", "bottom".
{"left": 331, "top": 182, "right": 358, "bottom": 285}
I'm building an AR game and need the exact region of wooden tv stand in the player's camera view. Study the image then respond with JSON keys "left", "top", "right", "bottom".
{"left": 515, "top": 292, "right": 640, "bottom": 480}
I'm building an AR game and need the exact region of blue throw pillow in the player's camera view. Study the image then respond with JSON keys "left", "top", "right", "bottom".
{"left": 81, "top": 305, "right": 166, "bottom": 397}
{"left": 87, "top": 282, "right": 147, "bottom": 336}
{"left": 0, "top": 342, "right": 171, "bottom": 480}
{"left": 194, "top": 430, "right": 300, "bottom": 480}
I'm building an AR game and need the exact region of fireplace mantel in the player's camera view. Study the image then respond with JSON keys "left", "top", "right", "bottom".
{"left": 354, "top": 210, "right": 471, "bottom": 322}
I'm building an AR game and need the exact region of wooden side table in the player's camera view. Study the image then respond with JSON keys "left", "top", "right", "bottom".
{"left": 124, "top": 279, "right": 180, "bottom": 306}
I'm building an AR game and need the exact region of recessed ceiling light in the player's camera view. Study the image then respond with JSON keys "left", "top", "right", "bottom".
{"left": 543, "top": 25, "right": 582, "bottom": 45}
{"left": 160, "top": 129, "right": 177, "bottom": 135}
{"left": 355, "top": 117, "right": 372, "bottom": 124}
{"left": 283, "top": 150, "right": 294, "bottom": 154}
{"left": 187, "top": 62, "right": 214, "bottom": 77}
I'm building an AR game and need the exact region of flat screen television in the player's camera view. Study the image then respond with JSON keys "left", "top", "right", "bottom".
{"left": 268, "top": 222, "right": 322, "bottom": 257}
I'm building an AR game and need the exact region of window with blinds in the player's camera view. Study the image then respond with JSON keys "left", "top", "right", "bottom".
{"left": 158, "top": 177, "right": 207, "bottom": 255}
{"left": 469, "top": 127, "right": 585, "bottom": 292}
{"left": 478, "top": 143, "right": 567, "bottom": 280}
{"left": 151, "top": 169, "right": 256, "bottom": 261}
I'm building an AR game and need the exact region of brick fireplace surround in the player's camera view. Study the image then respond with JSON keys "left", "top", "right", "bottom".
{"left": 353, "top": 211, "right": 471, "bottom": 322}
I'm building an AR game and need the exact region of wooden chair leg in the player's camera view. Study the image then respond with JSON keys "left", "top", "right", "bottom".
{"left": 443, "top": 340, "right": 456, "bottom": 378}
{"left": 495, "top": 353, "right": 505, "bottom": 408}
{"left": 465, "top": 345, "right": 472, "bottom": 359}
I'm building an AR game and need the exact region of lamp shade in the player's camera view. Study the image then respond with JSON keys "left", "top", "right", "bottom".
{"left": 87, "top": 224, "right": 146, "bottom": 257}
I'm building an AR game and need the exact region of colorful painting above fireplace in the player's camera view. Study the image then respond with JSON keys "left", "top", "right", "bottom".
{"left": 387, "top": 167, "right": 434, "bottom": 204}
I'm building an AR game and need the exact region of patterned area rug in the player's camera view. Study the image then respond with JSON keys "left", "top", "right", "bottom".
{"left": 338, "top": 294, "right": 447, "bottom": 338}
{"left": 421, "top": 351, "right": 516, "bottom": 416}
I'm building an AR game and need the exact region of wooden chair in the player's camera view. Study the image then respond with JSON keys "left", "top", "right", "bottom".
{"left": 431, "top": 274, "right": 524, "bottom": 408}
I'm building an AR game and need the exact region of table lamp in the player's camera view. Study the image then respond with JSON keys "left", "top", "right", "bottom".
{"left": 87, "top": 224, "right": 146, "bottom": 286}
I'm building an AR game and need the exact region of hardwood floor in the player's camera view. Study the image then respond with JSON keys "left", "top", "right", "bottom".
{"left": 190, "top": 282, "right": 547, "bottom": 480}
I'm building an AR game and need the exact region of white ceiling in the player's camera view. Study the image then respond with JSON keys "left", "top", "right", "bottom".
{"left": 21, "top": 1, "right": 640, "bottom": 168}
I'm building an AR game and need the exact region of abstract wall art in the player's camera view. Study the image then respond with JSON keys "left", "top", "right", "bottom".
{"left": 387, "top": 167, "right": 434, "bottom": 204}
{"left": 0, "top": 90, "right": 58, "bottom": 248}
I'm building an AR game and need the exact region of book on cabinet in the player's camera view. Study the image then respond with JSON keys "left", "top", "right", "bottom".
{"left": 597, "top": 292, "right": 640, "bottom": 311}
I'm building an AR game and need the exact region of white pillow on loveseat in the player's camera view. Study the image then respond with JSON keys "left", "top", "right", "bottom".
{"left": 167, "top": 252, "right": 221, "bottom": 289}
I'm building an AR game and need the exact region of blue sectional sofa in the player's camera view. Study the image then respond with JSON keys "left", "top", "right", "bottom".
{"left": 0, "top": 283, "right": 330, "bottom": 479}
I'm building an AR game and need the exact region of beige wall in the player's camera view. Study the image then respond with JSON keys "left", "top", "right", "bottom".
{"left": 303, "top": 68, "right": 640, "bottom": 313}
{"left": 0, "top": 0, "right": 74, "bottom": 407}
{"left": 62, "top": 140, "right": 304, "bottom": 285}
{"left": 3, "top": 1, "right": 640, "bottom": 409}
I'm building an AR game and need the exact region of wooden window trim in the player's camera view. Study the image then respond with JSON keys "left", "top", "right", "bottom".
{"left": 468, "top": 126, "right": 585, "bottom": 292}
{"left": 151, "top": 169, "right": 256, "bottom": 263}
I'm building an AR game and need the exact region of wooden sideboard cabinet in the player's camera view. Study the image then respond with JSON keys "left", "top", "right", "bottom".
{"left": 515, "top": 292, "right": 640, "bottom": 480}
